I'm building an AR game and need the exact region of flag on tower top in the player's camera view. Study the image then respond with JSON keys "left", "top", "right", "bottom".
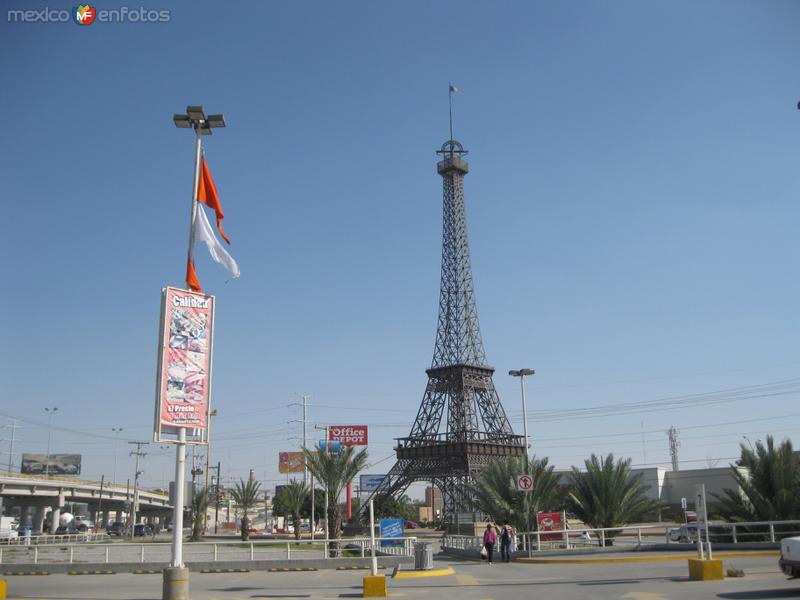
{"left": 449, "top": 84, "right": 459, "bottom": 93}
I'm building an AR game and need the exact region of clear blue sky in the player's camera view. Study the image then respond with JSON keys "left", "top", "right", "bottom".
{"left": 2, "top": 0, "right": 799, "bottom": 497}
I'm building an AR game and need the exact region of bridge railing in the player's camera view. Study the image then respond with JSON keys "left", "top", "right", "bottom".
{"left": 0, "top": 536, "right": 417, "bottom": 565}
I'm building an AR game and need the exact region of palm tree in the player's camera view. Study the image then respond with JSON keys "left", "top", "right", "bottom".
{"left": 190, "top": 486, "right": 211, "bottom": 542}
{"left": 302, "top": 445, "right": 368, "bottom": 548}
{"left": 567, "top": 454, "right": 661, "bottom": 541}
{"left": 471, "top": 455, "right": 561, "bottom": 534}
{"left": 280, "top": 479, "right": 309, "bottom": 540}
{"left": 231, "top": 478, "right": 261, "bottom": 541}
{"left": 714, "top": 436, "right": 800, "bottom": 522}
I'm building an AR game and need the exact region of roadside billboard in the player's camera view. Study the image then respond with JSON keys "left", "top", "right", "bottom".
{"left": 154, "top": 287, "right": 214, "bottom": 444}
{"left": 21, "top": 453, "right": 81, "bottom": 476}
{"left": 537, "top": 511, "right": 563, "bottom": 541}
{"left": 278, "top": 452, "right": 305, "bottom": 474}
{"left": 328, "top": 425, "right": 368, "bottom": 446}
{"left": 359, "top": 474, "right": 386, "bottom": 492}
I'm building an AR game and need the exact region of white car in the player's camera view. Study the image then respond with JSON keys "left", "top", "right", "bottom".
{"left": 669, "top": 524, "right": 698, "bottom": 543}
{"left": 780, "top": 536, "right": 800, "bottom": 578}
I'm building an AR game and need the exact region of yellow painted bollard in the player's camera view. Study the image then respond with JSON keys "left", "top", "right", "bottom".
{"left": 0, "top": 577, "right": 7, "bottom": 599}
{"left": 363, "top": 574, "right": 387, "bottom": 597}
{"left": 688, "top": 558, "right": 724, "bottom": 581}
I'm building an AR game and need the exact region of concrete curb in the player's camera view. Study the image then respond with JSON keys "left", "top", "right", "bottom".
{"left": 393, "top": 567, "right": 455, "bottom": 579}
{"left": 443, "top": 543, "right": 780, "bottom": 561}
{"left": 1, "top": 556, "right": 412, "bottom": 575}
{"left": 514, "top": 550, "right": 780, "bottom": 565}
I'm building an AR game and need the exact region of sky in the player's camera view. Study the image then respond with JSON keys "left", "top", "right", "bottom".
{"left": 1, "top": 0, "right": 799, "bottom": 501}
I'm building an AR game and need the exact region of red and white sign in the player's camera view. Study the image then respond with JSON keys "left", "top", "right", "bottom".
{"left": 537, "top": 511, "right": 563, "bottom": 541}
{"left": 329, "top": 425, "right": 368, "bottom": 446}
{"left": 155, "top": 287, "right": 214, "bottom": 435}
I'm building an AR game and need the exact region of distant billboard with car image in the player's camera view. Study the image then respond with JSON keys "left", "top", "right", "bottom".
{"left": 21, "top": 453, "right": 81, "bottom": 476}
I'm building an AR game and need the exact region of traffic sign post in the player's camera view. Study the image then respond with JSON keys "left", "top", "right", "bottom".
{"left": 516, "top": 474, "right": 534, "bottom": 492}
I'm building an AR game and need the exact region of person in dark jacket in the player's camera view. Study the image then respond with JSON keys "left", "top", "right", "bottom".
{"left": 500, "top": 520, "right": 514, "bottom": 562}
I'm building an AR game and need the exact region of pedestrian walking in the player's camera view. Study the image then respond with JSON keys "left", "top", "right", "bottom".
{"left": 483, "top": 523, "right": 497, "bottom": 564}
{"left": 500, "top": 520, "right": 514, "bottom": 562}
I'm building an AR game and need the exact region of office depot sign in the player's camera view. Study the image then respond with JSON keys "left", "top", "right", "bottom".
{"left": 329, "top": 425, "right": 368, "bottom": 446}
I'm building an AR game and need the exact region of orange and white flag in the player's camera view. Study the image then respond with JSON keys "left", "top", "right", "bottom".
{"left": 197, "top": 156, "right": 230, "bottom": 244}
{"left": 185, "top": 156, "right": 239, "bottom": 292}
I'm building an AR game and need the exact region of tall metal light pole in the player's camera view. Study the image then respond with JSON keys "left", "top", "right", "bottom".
{"left": 508, "top": 369, "right": 534, "bottom": 459}
{"left": 43, "top": 407, "right": 58, "bottom": 479}
{"left": 111, "top": 427, "right": 124, "bottom": 485}
{"left": 509, "top": 369, "right": 534, "bottom": 556}
{"left": 168, "top": 106, "right": 225, "bottom": 593}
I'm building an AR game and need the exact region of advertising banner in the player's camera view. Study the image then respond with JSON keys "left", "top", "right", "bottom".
{"left": 154, "top": 287, "right": 214, "bottom": 441}
{"left": 21, "top": 453, "right": 81, "bottom": 476}
{"left": 328, "top": 425, "right": 368, "bottom": 446}
{"left": 359, "top": 474, "right": 386, "bottom": 492}
{"left": 278, "top": 452, "right": 305, "bottom": 474}
{"left": 380, "top": 518, "right": 404, "bottom": 547}
{"left": 537, "top": 511, "right": 563, "bottom": 541}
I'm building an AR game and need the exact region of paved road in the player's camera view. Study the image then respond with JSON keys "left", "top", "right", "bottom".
{"left": 4, "top": 554, "right": 799, "bottom": 599}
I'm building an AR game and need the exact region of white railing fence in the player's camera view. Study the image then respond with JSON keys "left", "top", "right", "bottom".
{"left": 0, "top": 536, "right": 417, "bottom": 565}
{"left": 442, "top": 519, "right": 800, "bottom": 554}
{"left": 0, "top": 532, "right": 109, "bottom": 546}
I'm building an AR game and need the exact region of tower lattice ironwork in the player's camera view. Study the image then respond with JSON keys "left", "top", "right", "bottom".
{"left": 364, "top": 137, "right": 525, "bottom": 520}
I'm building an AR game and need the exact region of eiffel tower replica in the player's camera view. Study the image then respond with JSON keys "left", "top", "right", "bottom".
{"left": 363, "top": 119, "right": 525, "bottom": 524}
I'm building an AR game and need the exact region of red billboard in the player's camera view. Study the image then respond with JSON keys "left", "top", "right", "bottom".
{"left": 154, "top": 287, "right": 214, "bottom": 438}
{"left": 537, "top": 511, "right": 563, "bottom": 541}
{"left": 329, "top": 425, "right": 368, "bottom": 446}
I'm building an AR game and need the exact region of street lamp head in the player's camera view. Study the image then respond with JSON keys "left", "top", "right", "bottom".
{"left": 173, "top": 114, "right": 192, "bottom": 128}
{"left": 206, "top": 114, "right": 226, "bottom": 128}
{"left": 186, "top": 105, "right": 206, "bottom": 122}
{"left": 509, "top": 369, "right": 535, "bottom": 377}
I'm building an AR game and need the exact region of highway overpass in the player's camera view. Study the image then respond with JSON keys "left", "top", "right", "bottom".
{"left": 0, "top": 473, "right": 172, "bottom": 534}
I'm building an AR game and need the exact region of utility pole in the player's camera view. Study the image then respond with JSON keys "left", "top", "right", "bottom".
{"left": 289, "top": 394, "right": 311, "bottom": 486}
{"left": 314, "top": 424, "right": 330, "bottom": 555}
{"left": 667, "top": 426, "right": 680, "bottom": 472}
{"left": 210, "top": 461, "right": 221, "bottom": 534}
{"left": 128, "top": 441, "right": 149, "bottom": 538}
{"left": 5, "top": 419, "right": 19, "bottom": 472}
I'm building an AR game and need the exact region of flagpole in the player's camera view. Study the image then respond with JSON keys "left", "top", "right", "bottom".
{"left": 186, "top": 128, "right": 203, "bottom": 287}
{"left": 448, "top": 84, "right": 454, "bottom": 142}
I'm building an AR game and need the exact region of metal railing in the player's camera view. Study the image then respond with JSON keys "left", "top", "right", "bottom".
{"left": 1, "top": 532, "right": 110, "bottom": 546}
{"left": 442, "top": 519, "right": 800, "bottom": 554}
{"left": 0, "top": 536, "right": 417, "bottom": 565}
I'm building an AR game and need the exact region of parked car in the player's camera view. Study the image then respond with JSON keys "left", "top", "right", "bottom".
{"left": 133, "top": 524, "right": 155, "bottom": 537}
{"left": 404, "top": 521, "right": 418, "bottom": 529}
{"left": 780, "top": 536, "right": 800, "bottom": 578}
{"left": 55, "top": 525, "right": 80, "bottom": 535}
{"left": 669, "top": 524, "right": 698, "bottom": 543}
{"left": 107, "top": 522, "right": 126, "bottom": 536}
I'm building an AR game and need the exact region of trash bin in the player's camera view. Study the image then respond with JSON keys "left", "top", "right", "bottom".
{"left": 414, "top": 541, "right": 434, "bottom": 570}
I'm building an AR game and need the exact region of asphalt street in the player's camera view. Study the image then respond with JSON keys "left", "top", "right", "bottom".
{"left": 4, "top": 554, "right": 798, "bottom": 599}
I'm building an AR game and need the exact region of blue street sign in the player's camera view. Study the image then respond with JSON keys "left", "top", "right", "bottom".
{"left": 380, "top": 518, "right": 404, "bottom": 547}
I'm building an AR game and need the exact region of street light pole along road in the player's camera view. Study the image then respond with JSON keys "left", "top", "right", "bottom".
{"left": 509, "top": 368, "right": 534, "bottom": 556}
{"left": 166, "top": 106, "right": 225, "bottom": 599}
